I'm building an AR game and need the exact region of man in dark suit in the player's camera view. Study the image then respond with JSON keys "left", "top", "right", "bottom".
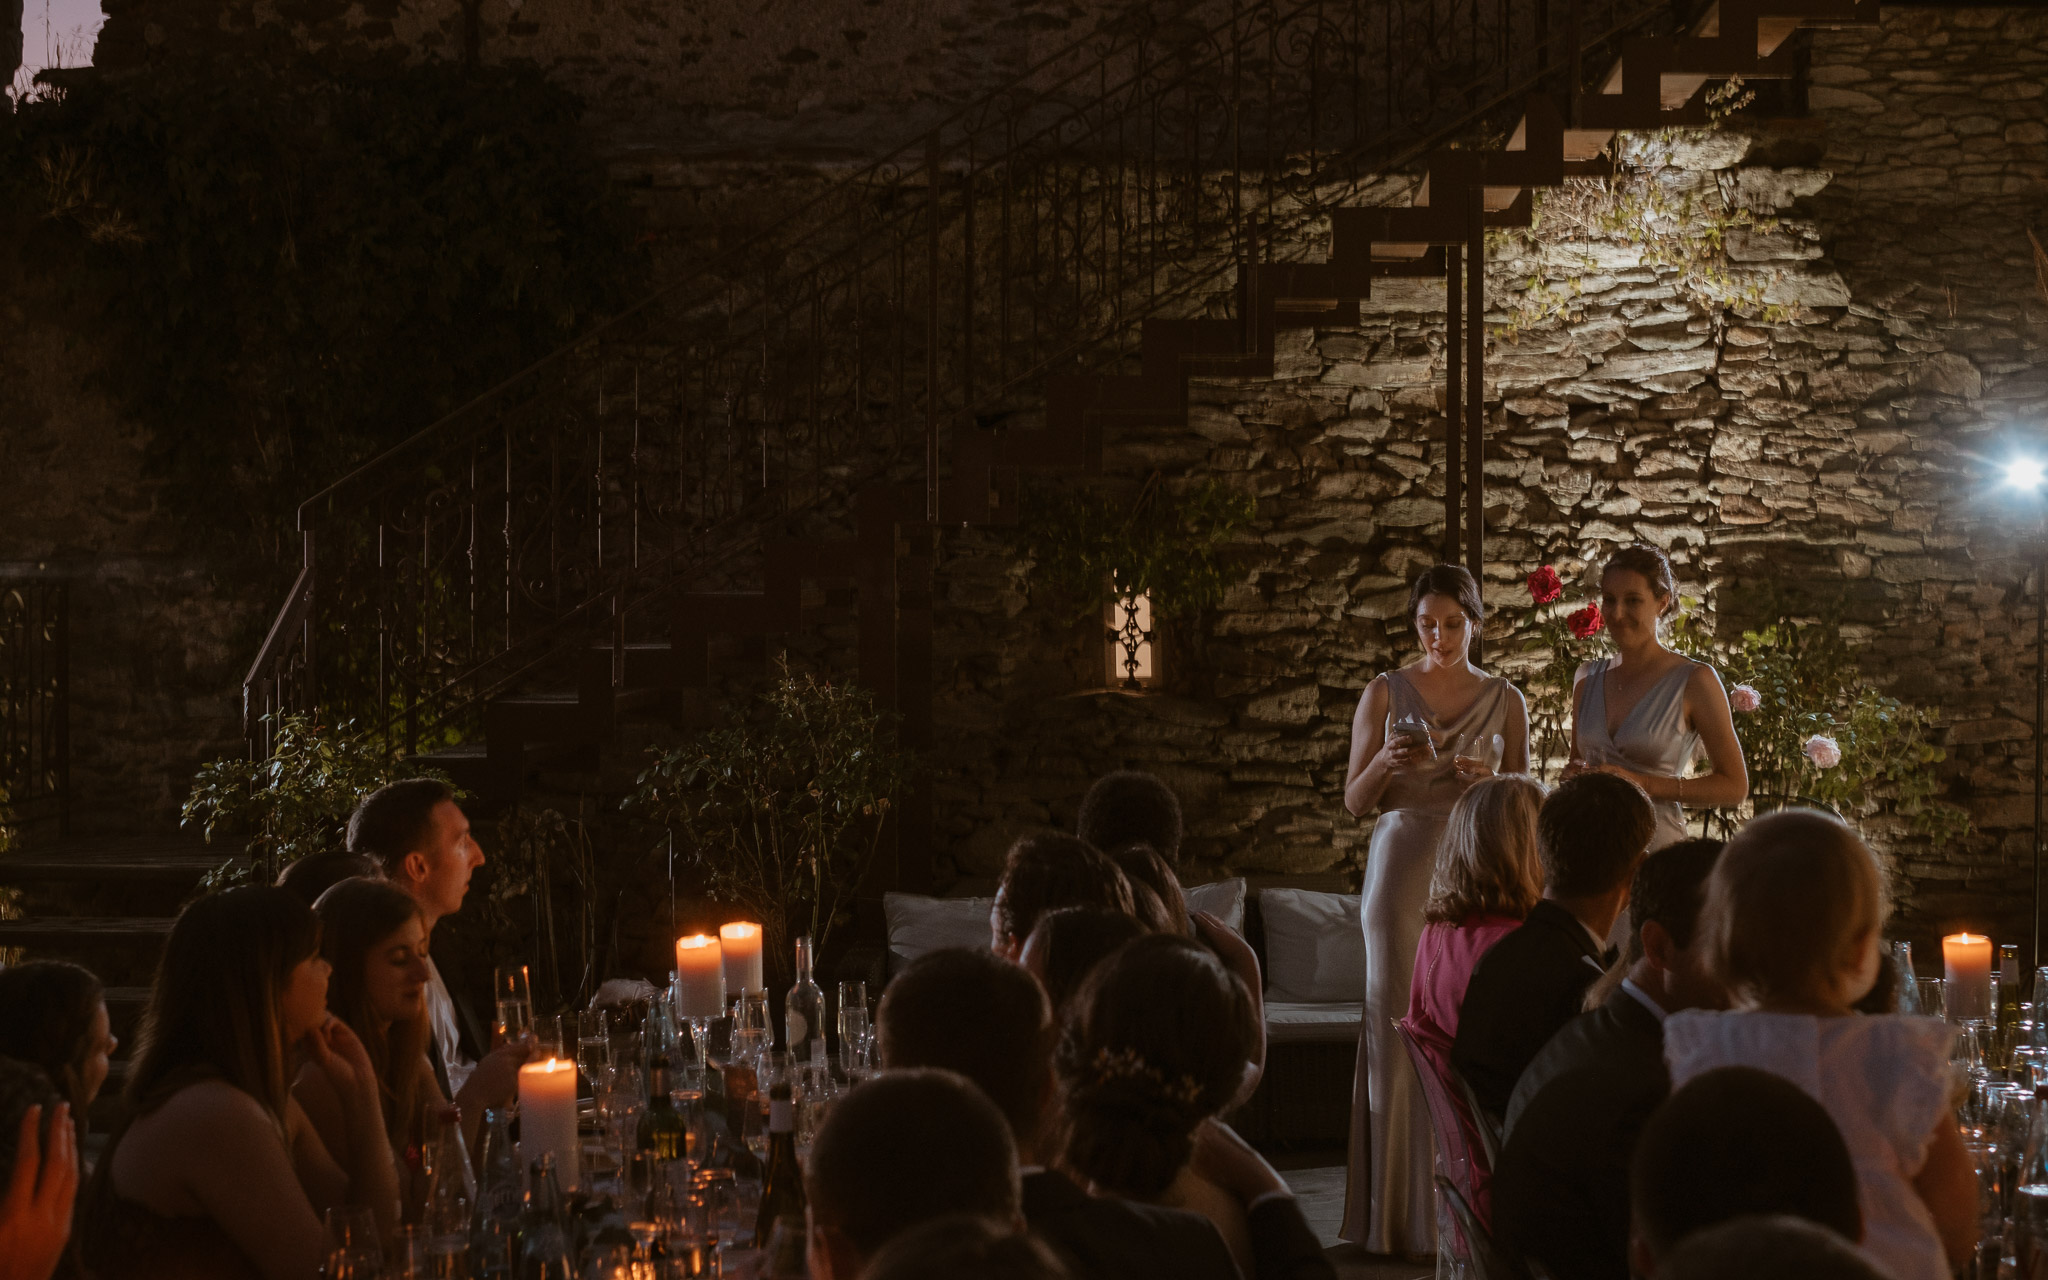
{"left": 1491, "top": 837, "right": 1728, "bottom": 1280}
{"left": 1451, "top": 771, "right": 1655, "bottom": 1122}
{"left": 879, "top": 946, "right": 1335, "bottom": 1280}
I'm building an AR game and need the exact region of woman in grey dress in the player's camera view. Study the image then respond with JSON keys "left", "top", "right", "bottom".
{"left": 1568, "top": 544, "right": 1748, "bottom": 849}
{"left": 1340, "top": 565, "right": 1528, "bottom": 1255}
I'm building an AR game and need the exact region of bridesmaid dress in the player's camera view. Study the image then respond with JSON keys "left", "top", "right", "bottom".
{"left": 1341, "top": 668, "right": 1519, "bottom": 1254}
{"left": 1575, "top": 656, "right": 1720, "bottom": 851}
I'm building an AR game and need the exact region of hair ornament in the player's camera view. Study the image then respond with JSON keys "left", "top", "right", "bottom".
{"left": 1088, "top": 1046, "right": 1203, "bottom": 1107}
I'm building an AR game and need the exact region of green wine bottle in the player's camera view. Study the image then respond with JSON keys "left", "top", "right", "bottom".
{"left": 637, "top": 1052, "right": 688, "bottom": 1164}
{"left": 753, "top": 1080, "right": 805, "bottom": 1246}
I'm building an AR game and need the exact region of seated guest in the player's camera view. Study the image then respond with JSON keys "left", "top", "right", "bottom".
{"left": 1452, "top": 771, "right": 1654, "bottom": 1121}
{"left": 346, "top": 780, "right": 493, "bottom": 1097}
{"left": 0, "top": 1059, "right": 75, "bottom": 1280}
{"left": 1665, "top": 809, "right": 1975, "bottom": 1280}
{"left": 0, "top": 961, "right": 118, "bottom": 1138}
{"left": 1404, "top": 774, "right": 1544, "bottom": 1097}
{"left": 80, "top": 886, "right": 401, "bottom": 1279}
{"left": 1629, "top": 1066, "right": 1863, "bottom": 1275}
{"left": 296, "top": 875, "right": 518, "bottom": 1217}
{"left": 862, "top": 1214, "right": 1076, "bottom": 1280}
{"left": 1057, "top": 935, "right": 1267, "bottom": 1275}
{"left": 877, "top": 946, "right": 1237, "bottom": 1280}
{"left": 1019, "top": 908, "right": 1148, "bottom": 1017}
{"left": 804, "top": 1069, "right": 1021, "bottom": 1280}
{"left": 1105, "top": 845, "right": 1188, "bottom": 936}
{"left": 990, "top": 835, "right": 1135, "bottom": 962}
{"left": 1658, "top": 1215, "right": 1892, "bottom": 1280}
{"left": 1490, "top": 838, "right": 1726, "bottom": 1280}
{"left": 275, "top": 851, "right": 379, "bottom": 907}
{"left": 1077, "top": 770, "right": 1184, "bottom": 867}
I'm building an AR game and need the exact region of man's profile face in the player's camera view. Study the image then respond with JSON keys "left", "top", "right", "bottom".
{"left": 404, "top": 798, "right": 483, "bottom": 922}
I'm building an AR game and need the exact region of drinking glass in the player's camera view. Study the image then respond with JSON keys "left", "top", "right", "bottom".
{"left": 1918, "top": 977, "right": 1948, "bottom": 1022}
{"left": 577, "top": 1010, "right": 612, "bottom": 1085}
{"left": 837, "top": 981, "right": 869, "bottom": 1068}
{"left": 696, "top": 1167, "right": 746, "bottom": 1249}
{"left": 324, "top": 1206, "right": 381, "bottom": 1278}
{"left": 494, "top": 965, "right": 533, "bottom": 1049}
{"left": 387, "top": 1225, "right": 431, "bottom": 1280}
{"left": 534, "top": 1013, "right": 567, "bottom": 1061}
{"left": 1967, "top": 1138, "right": 2007, "bottom": 1280}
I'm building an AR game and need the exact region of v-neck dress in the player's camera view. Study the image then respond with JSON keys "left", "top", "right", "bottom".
{"left": 1575, "top": 656, "right": 1716, "bottom": 851}
{"left": 1342, "top": 667, "right": 1520, "bottom": 1254}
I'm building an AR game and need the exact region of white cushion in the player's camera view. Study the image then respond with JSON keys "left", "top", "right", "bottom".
{"left": 1259, "top": 887, "right": 1365, "bottom": 1004}
{"left": 1184, "top": 877, "right": 1247, "bottom": 934}
{"left": 1265, "top": 1000, "right": 1365, "bottom": 1045}
{"left": 883, "top": 892, "right": 995, "bottom": 974}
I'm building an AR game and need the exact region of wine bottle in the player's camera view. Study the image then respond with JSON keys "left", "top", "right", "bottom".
{"left": 517, "top": 1154, "right": 576, "bottom": 1280}
{"left": 421, "top": 1107, "right": 472, "bottom": 1278}
{"left": 785, "top": 936, "right": 825, "bottom": 1062}
{"left": 754, "top": 1080, "right": 806, "bottom": 1245}
{"left": 2001, "top": 943, "right": 2023, "bottom": 1067}
{"left": 637, "top": 1051, "right": 688, "bottom": 1164}
{"left": 471, "top": 1108, "right": 522, "bottom": 1279}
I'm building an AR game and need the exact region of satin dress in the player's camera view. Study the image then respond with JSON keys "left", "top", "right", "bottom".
{"left": 1341, "top": 668, "right": 1520, "bottom": 1253}
{"left": 1575, "top": 656, "right": 1719, "bottom": 851}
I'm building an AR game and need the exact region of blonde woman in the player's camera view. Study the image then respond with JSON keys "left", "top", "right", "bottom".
{"left": 1662, "top": 810, "right": 1975, "bottom": 1280}
{"left": 1404, "top": 774, "right": 1547, "bottom": 1090}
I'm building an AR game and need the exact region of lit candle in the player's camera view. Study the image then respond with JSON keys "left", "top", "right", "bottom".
{"left": 1944, "top": 932, "right": 1993, "bottom": 1022}
{"left": 517, "top": 1057, "right": 580, "bottom": 1190}
{"left": 720, "top": 921, "right": 765, "bottom": 997}
{"left": 675, "top": 933, "right": 726, "bottom": 1020}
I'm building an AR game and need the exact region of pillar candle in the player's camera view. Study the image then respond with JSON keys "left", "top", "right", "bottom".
{"left": 517, "top": 1057, "right": 581, "bottom": 1190}
{"left": 675, "top": 933, "right": 726, "bottom": 1020}
{"left": 720, "top": 921, "right": 765, "bottom": 996}
{"left": 1945, "top": 932, "right": 1993, "bottom": 1022}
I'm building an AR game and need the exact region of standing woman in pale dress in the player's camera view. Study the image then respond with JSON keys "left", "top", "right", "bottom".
{"left": 1340, "top": 565, "right": 1528, "bottom": 1255}
{"left": 1569, "top": 545, "right": 1747, "bottom": 850}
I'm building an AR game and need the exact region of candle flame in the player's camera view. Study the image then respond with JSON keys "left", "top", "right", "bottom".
{"left": 523, "top": 1057, "right": 574, "bottom": 1073}
{"left": 720, "top": 922, "right": 761, "bottom": 939}
{"left": 678, "top": 934, "right": 718, "bottom": 950}
{"left": 1947, "top": 932, "right": 1988, "bottom": 944}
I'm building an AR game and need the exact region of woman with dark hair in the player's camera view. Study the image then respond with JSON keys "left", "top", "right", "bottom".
{"left": 1568, "top": 544, "right": 1747, "bottom": 850}
{"left": 1056, "top": 934, "right": 1260, "bottom": 1274}
{"left": 79, "top": 886, "right": 399, "bottom": 1280}
{"left": 0, "top": 961, "right": 117, "bottom": 1130}
{"left": 1341, "top": 563, "right": 1528, "bottom": 1255}
{"left": 297, "top": 878, "right": 438, "bottom": 1209}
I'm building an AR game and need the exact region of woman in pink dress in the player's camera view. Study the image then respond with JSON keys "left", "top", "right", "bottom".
{"left": 1404, "top": 773, "right": 1545, "bottom": 1218}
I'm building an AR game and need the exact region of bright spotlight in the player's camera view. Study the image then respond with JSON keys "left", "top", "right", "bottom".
{"left": 2008, "top": 457, "right": 2047, "bottom": 492}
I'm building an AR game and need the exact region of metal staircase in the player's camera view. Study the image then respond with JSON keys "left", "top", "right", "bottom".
{"left": 240, "top": 0, "right": 1877, "bottom": 882}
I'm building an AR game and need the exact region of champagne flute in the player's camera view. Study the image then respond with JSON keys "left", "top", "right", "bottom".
{"left": 494, "top": 965, "right": 533, "bottom": 1049}
{"left": 577, "top": 1010, "right": 612, "bottom": 1086}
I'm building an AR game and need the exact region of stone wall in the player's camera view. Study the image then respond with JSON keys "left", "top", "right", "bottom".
{"left": 920, "top": 4, "right": 2048, "bottom": 957}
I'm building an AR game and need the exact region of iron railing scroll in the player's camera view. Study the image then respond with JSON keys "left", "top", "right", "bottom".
{"left": 0, "top": 579, "right": 70, "bottom": 843}
{"left": 243, "top": 0, "right": 1696, "bottom": 757}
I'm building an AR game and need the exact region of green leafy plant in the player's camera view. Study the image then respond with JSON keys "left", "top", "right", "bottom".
{"left": 182, "top": 712, "right": 449, "bottom": 888}
{"left": 1015, "top": 475, "right": 1256, "bottom": 621}
{"left": 628, "top": 668, "right": 915, "bottom": 988}
{"left": 1492, "top": 79, "right": 1790, "bottom": 340}
{"left": 484, "top": 803, "right": 608, "bottom": 1013}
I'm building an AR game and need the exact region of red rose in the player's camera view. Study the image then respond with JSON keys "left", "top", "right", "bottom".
{"left": 1527, "top": 566, "right": 1563, "bottom": 604}
{"left": 1566, "top": 603, "right": 1604, "bottom": 639}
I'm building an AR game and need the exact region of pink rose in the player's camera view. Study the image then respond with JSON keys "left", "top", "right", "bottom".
{"left": 1803, "top": 734, "right": 1842, "bottom": 769}
{"left": 1730, "top": 684, "right": 1761, "bottom": 713}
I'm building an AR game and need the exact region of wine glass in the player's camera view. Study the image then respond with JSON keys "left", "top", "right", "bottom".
{"left": 1917, "top": 977, "right": 1947, "bottom": 1022}
{"left": 534, "top": 1013, "right": 567, "bottom": 1062}
{"left": 577, "top": 1010, "right": 613, "bottom": 1086}
{"left": 324, "top": 1206, "right": 381, "bottom": 1278}
{"left": 836, "top": 982, "right": 869, "bottom": 1071}
{"left": 494, "top": 965, "right": 533, "bottom": 1048}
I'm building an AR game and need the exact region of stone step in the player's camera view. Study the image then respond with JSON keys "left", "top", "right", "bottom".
{"left": 0, "top": 836, "right": 228, "bottom": 886}
{"left": 0, "top": 917, "right": 179, "bottom": 949}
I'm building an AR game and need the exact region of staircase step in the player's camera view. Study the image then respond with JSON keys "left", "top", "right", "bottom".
{"left": 0, "top": 837, "right": 225, "bottom": 886}
{"left": 0, "top": 917, "right": 179, "bottom": 949}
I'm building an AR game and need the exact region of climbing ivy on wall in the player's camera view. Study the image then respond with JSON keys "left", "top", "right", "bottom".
{"left": 0, "top": 50, "right": 643, "bottom": 562}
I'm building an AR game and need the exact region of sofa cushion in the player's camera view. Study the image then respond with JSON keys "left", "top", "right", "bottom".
{"left": 1259, "top": 887, "right": 1365, "bottom": 1004}
{"left": 883, "top": 892, "right": 994, "bottom": 974}
{"left": 1184, "top": 877, "right": 1247, "bottom": 934}
{"left": 1265, "top": 1000, "right": 1365, "bottom": 1045}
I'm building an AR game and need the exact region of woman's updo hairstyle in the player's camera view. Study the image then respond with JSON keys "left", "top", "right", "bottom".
{"left": 1055, "top": 933, "right": 1257, "bottom": 1198}
{"left": 1407, "top": 564, "right": 1484, "bottom": 632}
{"left": 1602, "top": 543, "right": 1679, "bottom": 617}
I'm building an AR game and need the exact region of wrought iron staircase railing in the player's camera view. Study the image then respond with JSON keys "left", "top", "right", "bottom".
{"left": 242, "top": 0, "right": 1876, "bottom": 838}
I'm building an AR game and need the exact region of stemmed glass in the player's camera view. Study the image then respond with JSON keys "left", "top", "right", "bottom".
{"left": 836, "top": 981, "right": 869, "bottom": 1073}
{"left": 323, "top": 1206, "right": 381, "bottom": 1278}
{"left": 577, "top": 1010, "right": 612, "bottom": 1087}
{"left": 494, "top": 966, "right": 533, "bottom": 1049}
